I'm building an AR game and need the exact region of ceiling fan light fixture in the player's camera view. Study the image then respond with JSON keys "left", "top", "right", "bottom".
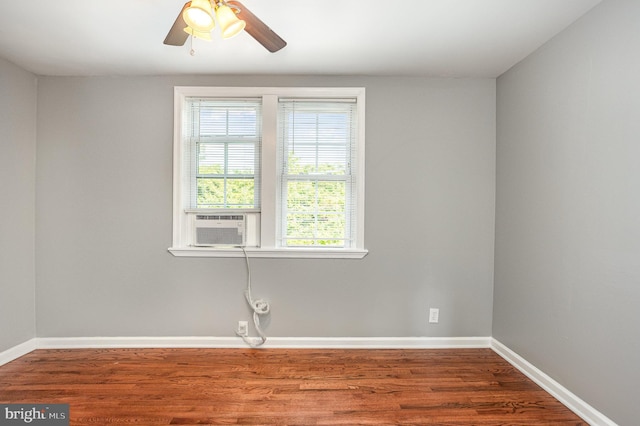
{"left": 164, "top": 0, "right": 286, "bottom": 52}
{"left": 183, "top": 0, "right": 216, "bottom": 32}
{"left": 216, "top": 3, "right": 246, "bottom": 39}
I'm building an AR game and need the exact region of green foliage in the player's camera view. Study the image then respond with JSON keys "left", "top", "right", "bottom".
{"left": 197, "top": 165, "right": 255, "bottom": 208}
{"left": 285, "top": 179, "right": 346, "bottom": 247}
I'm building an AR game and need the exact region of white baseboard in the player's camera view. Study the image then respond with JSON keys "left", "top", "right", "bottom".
{"left": 491, "top": 338, "right": 618, "bottom": 426}
{"left": 259, "top": 336, "right": 491, "bottom": 348}
{"left": 36, "top": 335, "right": 491, "bottom": 349}
{"left": 1, "top": 336, "right": 491, "bottom": 364}
{"left": 0, "top": 338, "right": 37, "bottom": 366}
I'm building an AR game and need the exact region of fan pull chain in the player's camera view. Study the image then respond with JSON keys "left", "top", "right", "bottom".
{"left": 190, "top": 35, "right": 196, "bottom": 56}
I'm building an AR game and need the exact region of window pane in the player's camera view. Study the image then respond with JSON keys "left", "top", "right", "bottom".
{"left": 198, "top": 144, "right": 224, "bottom": 175}
{"left": 286, "top": 213, "right": 315, "bottom": 239}
{"left": 317, "top": 181, "right": 345, "bottom": 212}
{"left": 228, "top": 143, "right": 256, "bottom": 175}
{"left": 226, "top": 178, "right": 255, "bottom": 208}
{"left": 199, "top": 108, "right": 228, "bottom": 136}
{"left": 196, "top": 178, "right": 255, "bottom": 208}
{"left": 287, "top": 181, "right": 315, "bottom": 212}
{"left": 284, "top": 213, "right": 345, "bottom": 246}
{"left": 197, "top": 178, "right": 224, "bottom": 207}
{"left": 318, "top": 144, "right": 347, "bottom": 174}
{"left": 287, "top": 145, "right": 316, "bottom": 174}
{"left": 286, "top": 145, "right": 347, "bottom": 175}
{"left": 227, "top": 108, "right": 258, "bottom": 136}
{"left": 317, "top": 213, "right": 345, "bottom": 239}
{"left": 199, "top": 104, "right": 258, "bottom": 137}
{"left": 284, "top": 180, "right": 346, "bottom": 246}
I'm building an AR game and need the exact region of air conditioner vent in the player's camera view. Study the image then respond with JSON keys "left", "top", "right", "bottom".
{"left": 193, "top": 214, "right": 246, "bottom": 247}
{"left": 196, "top": 214, "right": 244, "bottom": 221}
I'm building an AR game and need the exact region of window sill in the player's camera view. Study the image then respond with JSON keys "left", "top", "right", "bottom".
{"left": 168, "top": 247, "right": 368, "bottom": 259}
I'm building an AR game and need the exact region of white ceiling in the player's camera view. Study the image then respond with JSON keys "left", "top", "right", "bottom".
{"left": 0, "top": 0, "right": 601, "bottom": 77}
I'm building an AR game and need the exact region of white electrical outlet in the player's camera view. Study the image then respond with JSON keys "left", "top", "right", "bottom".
{"left": 237, "top": 321, "right": 248, "bottom": 336}
{"left": 429, "top": 308, "right": 440, "bottom": 324}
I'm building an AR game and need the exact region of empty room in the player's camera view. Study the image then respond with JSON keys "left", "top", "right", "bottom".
{"left": 0, "top": 0, "right": 637, "bottom": 424}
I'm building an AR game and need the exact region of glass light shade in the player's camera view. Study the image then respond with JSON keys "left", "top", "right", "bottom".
{"left": 183, "top": 26, "right": 213, "bottom": 41}
{"left": 183, "top": 0, "right": 215, "bottom": 32}
{"left": 216, "top": 4, "right": 246, "bottom": 39}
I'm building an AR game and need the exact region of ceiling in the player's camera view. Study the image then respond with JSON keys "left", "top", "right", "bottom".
{"left": 0, "top": 0, "right": 601, "bottom": 77}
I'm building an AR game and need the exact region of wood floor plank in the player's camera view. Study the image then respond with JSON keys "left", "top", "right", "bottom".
{"left": 0, "top": 348, "right": 587, "bottom": 425}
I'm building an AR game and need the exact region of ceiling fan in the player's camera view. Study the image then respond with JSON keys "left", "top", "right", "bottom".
{"left": 164, "top": 0, "right": 287, "bottom": 53}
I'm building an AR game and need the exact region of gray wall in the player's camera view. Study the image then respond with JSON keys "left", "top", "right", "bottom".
{"left": 35, "top": 75, "right": 496, "bottom": 339}
{"left": 494, "top": 0, "right": 640, "bottom": 424}
{"left": 0, "top": 58, "right": 37, "bottom": 352}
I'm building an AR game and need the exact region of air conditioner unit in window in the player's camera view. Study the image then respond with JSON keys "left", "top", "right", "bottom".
{"left": 193, "top": 214, "right": 245, "bottom": 247}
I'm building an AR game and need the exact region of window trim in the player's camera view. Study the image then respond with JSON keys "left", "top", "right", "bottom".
{"left": 169, "top": 86, "right": 367, "bottom": 259}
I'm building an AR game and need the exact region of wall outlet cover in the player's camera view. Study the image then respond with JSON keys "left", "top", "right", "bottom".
{"left": 237, "top": 321, "right": 249, "bottom": 336}
{"left": 429, "top": 308, "right": 440, "bottom": 324}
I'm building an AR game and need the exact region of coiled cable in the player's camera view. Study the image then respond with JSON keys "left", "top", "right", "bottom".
{"left": 236, "top": 247, "right": 269, "bottom": 347}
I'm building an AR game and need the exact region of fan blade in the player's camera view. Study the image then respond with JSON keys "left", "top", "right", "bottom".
{"left": 227, "top": 0, "right": 287, "bottom": 52}
{"left": 164, "top": 2, "right": 190, "bottom": 46}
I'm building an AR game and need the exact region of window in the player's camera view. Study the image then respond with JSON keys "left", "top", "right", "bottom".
{"left": 278, "top": 100, "right": 357, "bottom": 248}
{"left": 182, "top": 97, "right": 261, "bottom": 209}
{"left": 187, "top": 99, "right": 261, "bottom": 210}
{"left": 169, "top": 87, "right": 366, "bottom": 259}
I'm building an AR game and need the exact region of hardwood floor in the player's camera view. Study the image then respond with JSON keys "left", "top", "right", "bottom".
{"left": 0, "top": 348, "right": 586, "bottom": 425}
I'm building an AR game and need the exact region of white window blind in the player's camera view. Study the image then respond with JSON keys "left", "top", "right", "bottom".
{"left": 184, "top": 98, "right": 261, "bottom": 209}
{"left": 277, "top": 99, "right": 358, "bottom": 248}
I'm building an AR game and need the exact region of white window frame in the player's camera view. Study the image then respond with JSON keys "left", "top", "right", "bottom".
{"left": 168, "top": 86, "right": 367, "bottom": 259}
